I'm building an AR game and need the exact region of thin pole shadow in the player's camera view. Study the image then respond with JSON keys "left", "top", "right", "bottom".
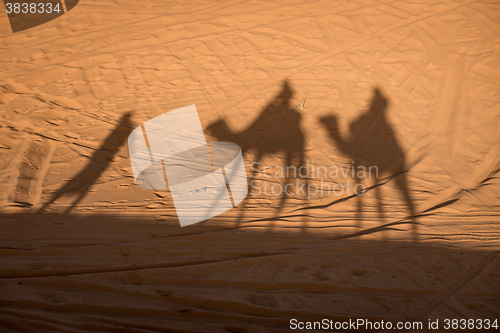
{"left": 38, "top": 112, "right": 134, "bottom": 213}
{"left": 319, "top": 88, "right": 417, "bottom": 241}
{"left": 206, "top": 80, "right": 308, "bottom": 232}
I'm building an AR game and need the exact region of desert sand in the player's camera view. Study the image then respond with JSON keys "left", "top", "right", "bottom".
{"left": 0, "top": 0, "right": 499, "bottom": 332}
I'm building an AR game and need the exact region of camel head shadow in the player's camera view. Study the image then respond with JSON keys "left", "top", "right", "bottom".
{"left": 38, "top": 111, "right": 134, "bottom": 213}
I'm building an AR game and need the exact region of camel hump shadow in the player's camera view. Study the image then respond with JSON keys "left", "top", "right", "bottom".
{"left": 38, "top": 112, "right": 134, "bottom": 213}
{"left": 319, "top": 88, "right": 416, "bottom": 238}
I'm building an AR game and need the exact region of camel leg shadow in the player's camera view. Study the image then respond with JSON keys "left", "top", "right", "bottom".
{"left": 373, "top": 179, "right": 387, "bottom": 240}
{"left": 266, "top": 151, "right": 309, "bottom": 234}
{"left": 394, "top": 171, "right": 418, "bottom": 241}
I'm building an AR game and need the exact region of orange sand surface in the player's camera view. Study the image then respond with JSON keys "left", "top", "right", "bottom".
{"left": 0, "top": 0, "right": 499, "bottom": 332}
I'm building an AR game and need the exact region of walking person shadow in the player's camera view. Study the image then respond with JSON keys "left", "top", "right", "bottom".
{"left": 319, "top": 88, "right": 417, "bottom": 240}
{"left": 38, "top": 112, "right": 133, "bottom": 214}
{"left": 206, "top": 80, "right": 309, "bottom": 231}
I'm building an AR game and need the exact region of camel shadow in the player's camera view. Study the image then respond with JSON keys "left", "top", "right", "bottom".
{"left": 206, "top": 80, "right": 308, "bottom": 231}
{"left": 38, "top": 112, "right": 134, "bottom": 213}
{"left": 319, "top": 88, "right": 417, "bottom": 240}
